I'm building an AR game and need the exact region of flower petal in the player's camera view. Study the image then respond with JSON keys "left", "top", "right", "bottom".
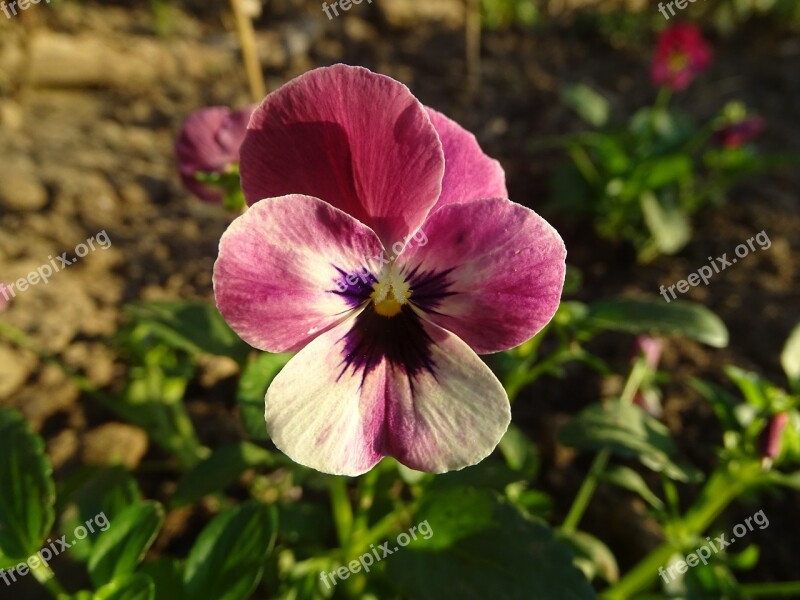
{"left": 240, "top": 65, "right": 444, "bottom": 246}
{"left": 426, "top": 107, "right": 507, "bottom": 210}
{"left": 398, "top": 198, "right": 566, "bottom": 354}
{"left": 213, "top": 194, "right": 385, "bottom": 353}
{"left": 265, "top": 312, "right": 510, "bottom": 475}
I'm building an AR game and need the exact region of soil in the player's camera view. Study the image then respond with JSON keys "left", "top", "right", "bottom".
{"left": 0, "top": 0, "right": 797, "bottom": 596}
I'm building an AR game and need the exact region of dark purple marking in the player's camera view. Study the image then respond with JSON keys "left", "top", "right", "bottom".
{"left": 402, "top": 264, "right": 457, "bottom": 314}
{"left": 329, "top": 265, "right": 377, "bottom": 308}
{"left": 337, "top": 305, "right": 437, "bottom": 387}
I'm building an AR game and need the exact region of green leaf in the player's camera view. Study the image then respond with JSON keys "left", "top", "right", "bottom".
{"left": 184, "top": 502, "right": 277, "bottom": 600}
{"left": 562, "top": 83, "right": 610, "bottom": 127}
{"left": 601, "top": 465, "right": 664, "bottom": 510}
{"left": 389, "top": 487, "right": 594, "bottom": 599}
{"left": 498, "top": 424, "right": 540, "bottom": 476}
{"left": 640, "top": 191, "right": 690, "bottom": 256}
{"left": 0, "top": 408, "right": 55, "bottom": 560}
{"left": 173, "top": 442, "right": 275, "bottom": 507}
{"left": 139, "top": 558, "right": 186, "bottom": 600}
{"left": 587, "top": 297, "right": 729, "bottom": 348}
{"left": 559, "top": 400, "right": 696, "bottom": 481}
{"left": 125, "top": 301, "right": 251, "bottom": 362}
{"left": 558, "top": 530, "right": 619, "bottom": 583}
{"left": 781, "top": 322, "right": 800, "bottom": 392}
{"left": 94, "top": 573, "right": 155, "bottom": 600}
{"left": 88, "top": 502, "right": 164, "bottom": 588}
{"left": 58, "top": 466, "right": 142, "bottom": 562}
{"left": 237, "top": 353, "right": 292, "bottom": 439}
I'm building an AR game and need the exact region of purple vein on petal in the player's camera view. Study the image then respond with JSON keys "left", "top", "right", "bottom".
{"left": 329, "top": 265, "right": 377, "bottom": 308}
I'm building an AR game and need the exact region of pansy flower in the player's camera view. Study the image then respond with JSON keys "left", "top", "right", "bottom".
{"left": 651, "top": 24, "right": 712, "bottom": 91}
{"left": 175, "top": 105, "right": 254, "bottom": 204}
{"left": 214, "top": 65, "right": 566, "bottom": 475}
{"left": 713, "top": 116, "right": 765, "bottom": 149}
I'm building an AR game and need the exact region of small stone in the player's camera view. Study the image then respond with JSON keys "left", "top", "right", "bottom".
{"left": 0, "top": 171, "right": 48, "bottom": 211}
{"left": 81, "top": 423, "right": 149, "bottom": 469}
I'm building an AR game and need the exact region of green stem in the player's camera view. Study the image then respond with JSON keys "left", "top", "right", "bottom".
{"left": 569, "top": 145, "right": 601, "bottom": 184}
{"left": 604, "top": 463, "right": 765, "bottom": 598}
{"left": 654, "top": 86, "right": 672, "bottom": 113}
{"left": 561, "top": 448, "right": 610, "bottom": 534}
{"left": 601, "top": 542, "right": 679, "bottom": 600}
{"left": 352, "top": 467, "right": 380, "bottom": 538}
{"left": 561, "top": 359, "right": 651, "bottom": 534}
{"left": 736, "top": 581, "right": 800, "bottom": 598}
{"left": 329, "top": 477, "right": 354, "bottom": 552}
{"left": 30, "top": 559, "right": 66, "bottom": 598}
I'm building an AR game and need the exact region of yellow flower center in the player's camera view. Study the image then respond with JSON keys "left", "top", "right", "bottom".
{"left": 370, "top": 265, "right": 411, "bottom": 317}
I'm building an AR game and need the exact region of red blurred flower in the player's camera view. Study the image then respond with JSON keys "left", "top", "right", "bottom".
{"left": 714, "top": 116, "right": 766, "bottom": 149}
{"left": 175, "top": 106, "right": 254, "bottom": 203}
{"left": 759, "top": 412, "right": 789, "bottom": 464}
{"left": 651, "top": 24, "right": 712, "bottom": 91}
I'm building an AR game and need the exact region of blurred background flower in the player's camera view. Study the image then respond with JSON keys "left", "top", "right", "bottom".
{"left": 651, "top": 23, "right": 712, "bottom": 91}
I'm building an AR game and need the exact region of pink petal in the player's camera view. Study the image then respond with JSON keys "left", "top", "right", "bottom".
{"left": 426, "top": 107, "right": 507, "bottom": 211}
{"left": 265, "top": 316, "right": 509, "bottom": 475}
{"left": 213, "top": 194, "right": 385, "bottom": 353}
{"left": 240, "top": 65, "right": 444, "bottom": 246}
{"left": 398, "top": 198, "right": 566, "bottom": 354}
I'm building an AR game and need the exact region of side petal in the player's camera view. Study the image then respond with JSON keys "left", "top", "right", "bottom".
{"left": 213, "top": 194, "right": 385, "bottom": 353}
{"left": 265, "top": 311, "right": 509, "bottom": 476}
{"left": 398, "top": 198, "right": 566, "bottom": 354}
{"left": 426, "top": 107, "right": 507, "bottom": 210}
{"left": 240, "top": 64, "right": 444, "bottom": 246}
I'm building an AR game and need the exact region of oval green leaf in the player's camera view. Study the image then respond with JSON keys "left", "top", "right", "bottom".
{"left": 184, "top": 502, "right": 277, "bottom": 600}
{"left": 88, "top": 502, "right": 164, "bottom": 588}
{"left": 587, "top": 297, "right": 729, "bottom": 347}
{"left": 0, "top": 408, "right": 55, "bottom": 560}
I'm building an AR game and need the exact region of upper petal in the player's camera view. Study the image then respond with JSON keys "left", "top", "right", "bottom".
{"left": 240, "top": 65, "right": 445, "bottom": 246}
{"left": 397, "top": 198, "right": 566, "bottom": 354}
{"left": 213, "top": 194, "right": 385, "bottom": 353}
{"left": 426, "top": 107, "right": 507, "bottom": 211}
{"left": 265, "top": 312, "right": 509, "bottom": 475}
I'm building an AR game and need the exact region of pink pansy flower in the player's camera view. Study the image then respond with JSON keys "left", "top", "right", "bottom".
{"left": 651, "top": 24, "right": 712, "bottom": 92}
{"left": 214, "top": 65, "right": 566, "bottom": 476}
{"left": 175, "top": 105, "right": 254, "bottom": 203}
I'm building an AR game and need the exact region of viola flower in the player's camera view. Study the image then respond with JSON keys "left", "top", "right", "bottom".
{"left": 175, "top": 105, "right": 254, "bottom": 204}
{"left": 633, "top": 335, "right": 662, "bottom": 371}
{"left": 631, "top": 336, "right": 663, "bottom": 417}
{"left": 214, "top": 65, "right": 566, "bottom": 475}
{"left": 651, "top": 24, "right": 712, "bottom": 91}
{"left": 714, "top": 116, "right": 766, "bottom": 149}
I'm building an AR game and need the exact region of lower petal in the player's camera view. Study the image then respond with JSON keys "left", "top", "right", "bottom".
{"left": 265, "top": 314, "right": 509, "bottom": 475}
